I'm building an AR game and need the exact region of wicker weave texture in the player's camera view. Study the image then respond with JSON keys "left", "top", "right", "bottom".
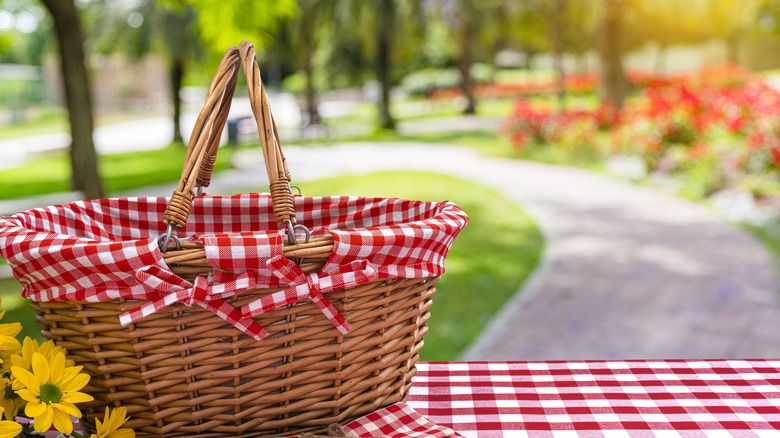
{"left": 33, "top": 276, "right": 438, "bottom": 437}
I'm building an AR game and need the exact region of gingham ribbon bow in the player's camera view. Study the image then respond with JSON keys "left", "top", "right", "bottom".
{"left": 241, "top": 256, "right": 379, "bottom": 334}
{"left": 119, "top": 265, "right": 269, "bottom": 341}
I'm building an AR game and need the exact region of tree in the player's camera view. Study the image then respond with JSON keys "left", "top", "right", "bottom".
{"left": 423, "top": 0, "right": 504, "bottom": 115}
{"left": 500, "top": 2, "right": 548, "bottom": 70}
{"left": 701, "top": 0, "right": 763, "bottom": 64}
{"left": 596, "top": 0, "right": 628, "bottom": 109}
{"left": 275, "top": 0, "right": 338, "bottom": 125}
{"left": 40, "top": 0, "right": 105, "bottom": 199}
{"left": 377, "top": 0, "right": 395, "bottom": 129}
{"left": 521, "top": 0, "right": 595, "bottom": 110}
{"left": 626, "top": 0, "right": 711, "bottom": 74}
{"left": 316, "top": 0, "right": 424, "bottom": 130}
{"left": 125, "top": 1, "right": 201, "bottom": 144}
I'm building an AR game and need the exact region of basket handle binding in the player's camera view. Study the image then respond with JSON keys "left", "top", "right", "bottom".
{"left": 161, "top": 41, "right": 296, "bottom": 247}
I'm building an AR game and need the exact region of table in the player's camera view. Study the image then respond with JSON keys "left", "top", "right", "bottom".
{"left": 405, "top": 360, "right": 780, "bottom": 437}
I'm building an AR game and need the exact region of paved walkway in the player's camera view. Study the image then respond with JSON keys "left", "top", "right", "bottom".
{"left": 2, "top": 137, "right": 780, "bottom": 360}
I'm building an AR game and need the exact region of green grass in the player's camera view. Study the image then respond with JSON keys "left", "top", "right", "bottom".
{"left": 0, "top": 115, "right": 68, "bottom": 140}
{"left": 0, "top": 144, "right": 231, "bottom": 199}
{"left": 296, "top": 171, "right": 543, "bottom": 361}
{"left": 0, "top": 110, "right": 166, "bottom": 140}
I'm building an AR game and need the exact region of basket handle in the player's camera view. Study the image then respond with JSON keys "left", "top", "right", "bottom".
{"left": 162, "top": 41, "right": 295, "bottom": 234}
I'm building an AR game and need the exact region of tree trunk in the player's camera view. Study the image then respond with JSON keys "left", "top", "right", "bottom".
{"left": 41, "top": 0, "right": 104, "bottom": 199}
{"left": 654, "top": 44, "right": 666, "bottom": 75}
{"left": 459, "top": 12, "right": 476, "bottom": 115}
{"left": 597, "top": 0, "right": 628, "bottom": 110}
{"left": 726, "top": 34, "right": 740, "bottom": 64}
{"left": 550, "top": 0, "right": 566, "bottom": 112}
{"left": 302, "top": 31, "right": 320, "bottom": 125}
{"left": 171, "top": 57, "right": 184, "bottom": 143}
{"left": 522, "top": 47, "right": 536, "bottom": 70}
{"left": 376, "top": 0, "right": 395, "bottom": 130}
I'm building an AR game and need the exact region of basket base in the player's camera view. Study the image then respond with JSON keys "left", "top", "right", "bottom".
{"left": 34, "top": 276, "right": 438, "bottom": 437}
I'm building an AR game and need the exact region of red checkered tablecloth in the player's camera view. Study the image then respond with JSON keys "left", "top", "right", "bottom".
{"left": 407, "top": 360, "right": 780, "bottom": 437}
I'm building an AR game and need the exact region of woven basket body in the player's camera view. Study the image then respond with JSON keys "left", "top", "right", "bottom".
{"left": 0, "top": 41, "right": 467, "bottom": 437}
{"left": 32, "top": 276, "right": 437, "bottom": 436}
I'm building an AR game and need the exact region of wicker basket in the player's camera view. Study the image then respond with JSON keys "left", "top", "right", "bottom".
{"left": 10, "top": 41, "right": 466, "bottom": 437}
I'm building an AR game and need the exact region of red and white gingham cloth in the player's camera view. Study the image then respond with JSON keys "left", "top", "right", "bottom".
{"left": 0, "top": 194, "right": 467, "bottom": 339}
{"left": 281, "top": 402, "right": 465, "bottom": 438}
{"left": 406, "top": 360, "right": 780, "bottom": 437}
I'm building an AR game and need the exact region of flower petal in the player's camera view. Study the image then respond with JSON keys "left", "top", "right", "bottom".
{"left": 60, "top": 372, "right": 90, "bottom": 394}
{"left": 0, "top": 322, "right": 21, "bottom": 338}
{"left": 33, "top": 404, "right": 54, "bottom": 433}
{"left": 61, "top": 391, "right": 94, "bottom": 404}
{"left": 108, "top": 406, "right": 129, "bottom": 430}
{"left": 51, "top": 406, "right": 73, "bottom": 435}
{"left": 55, "top": 402, "right": 82, "bottom": 418}
{"left": 57, "top": 365, "right": 82, "bottom": 388}
{"left": 0, "top": 335, "right": 20, "bottom": 352}
{"left": 0, "top": 420, "right": 22, "bottom": 438}
{"left": 49, "top": 351, "right": 65, "bottom": 386}
{"left": 30, "top": 352, "right": 50, "bottom": 386}
{"left": 9, "top": 366, "right": 38, "bottom": 393}
{"left": 24, "top": 400, "right": 47, "bottom": 418}
{"left": 113, "top": 429, "right": 136, "bottom": 438}
{"left": 16, "top": 388, "right": 39, "bottom": 403}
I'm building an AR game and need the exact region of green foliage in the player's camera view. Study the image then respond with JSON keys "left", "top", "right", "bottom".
{"left": 0, "top": 0, "right": 52, "bottom": 65}
{"left": 296, "top": 171, "right": 543, "bottom": 361}
{"left": 184, "top": 0, "right": 298, "bottom": 53}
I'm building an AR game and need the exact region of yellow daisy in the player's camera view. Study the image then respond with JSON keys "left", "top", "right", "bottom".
{"left": 11, "top": 338, "right": 73, "bottom": 389}
{"left": 0, "top": 406, "right": 22, "bottom": 438}
{"left": 90, "top": 406, "right": 135, "bottom": 438}
{"left": 10, "top": 351, "right": 93, "bottom": 434}
{"left": 0, "top": 376, "right": 24, "bottom": 421}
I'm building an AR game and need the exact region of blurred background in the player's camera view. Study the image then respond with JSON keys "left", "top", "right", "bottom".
{"left": 3, "top": 0, "right": 780, "bottom": 361}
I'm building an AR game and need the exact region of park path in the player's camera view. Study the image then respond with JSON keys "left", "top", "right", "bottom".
{"left": 2, "top": 120, "right": 780, "bottom": 360}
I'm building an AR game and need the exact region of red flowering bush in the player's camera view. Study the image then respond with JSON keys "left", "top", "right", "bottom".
{"left": 610, "top": 67, "right": 780, "bottom": 174}
{"left": 500, "top": 64, "right": 780, "bottom": 203}
{"left": 500, "top": 99, "right": 594, "bottom": 149}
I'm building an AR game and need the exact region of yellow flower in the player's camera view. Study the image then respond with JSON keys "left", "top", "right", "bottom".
{"left": 0, "top": 376, "right": 24, "bottom": 421}
{"left": 0, "top": 305, "right": 20, "bottom": 368}
{"left": 90, "top": 406, "right": 135, "bottom": 438}
{"left": 11, "top": 351, "right": 93, "bottom": 434}
{"left": 0, "top": 302, "right": 21, "bottom": 338}
{"left": 0, "top": 336, "right": 18, "bottom": 369}
{"left": 11, "top": 338, "right": 73, "bottom": 389}
{"left": 0, "top": 406, "right": 22, "bottom": 438}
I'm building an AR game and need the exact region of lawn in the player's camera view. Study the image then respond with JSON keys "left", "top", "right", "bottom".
{"left": 1, "top": 170, "right": 543, "bottom": 362}
{"left": 0, "top": 143, "right": 231, "bottom": 199}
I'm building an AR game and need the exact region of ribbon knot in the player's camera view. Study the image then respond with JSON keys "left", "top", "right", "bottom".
{"left": 119, "top": 265, "right": 269, "bottom": 341}
{"left": 241, "top": 256, "right": 379, "bottom": 335}
{"left": 176, "top": 278, "right": 208, "bottom": 307}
